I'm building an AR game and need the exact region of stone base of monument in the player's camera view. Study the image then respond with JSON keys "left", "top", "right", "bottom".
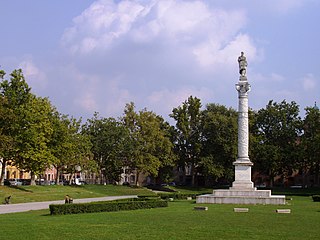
{"left": 196, "top": 188, "right": 286, "bottom": 205}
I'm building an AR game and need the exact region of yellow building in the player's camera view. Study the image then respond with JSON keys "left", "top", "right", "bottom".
{"left": 5, "top": 161, "right": 30, "bottom": 179}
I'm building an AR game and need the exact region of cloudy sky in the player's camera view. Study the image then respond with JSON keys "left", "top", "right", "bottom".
{"left": 1, "top": 0, "right": 319, "bottom": 122}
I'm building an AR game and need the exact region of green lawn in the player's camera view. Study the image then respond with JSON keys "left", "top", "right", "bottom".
{"left": 0, "top": 185, "right": 154, "bottom": 203}
{"left": 0, "top": 196, "right": 319, "bottom": 239}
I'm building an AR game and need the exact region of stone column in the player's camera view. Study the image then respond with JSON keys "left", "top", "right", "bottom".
{"left": 231, "top": 54, "right": 254, "bottom": 190}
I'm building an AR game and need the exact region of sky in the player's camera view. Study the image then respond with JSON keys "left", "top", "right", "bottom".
{"left": 1, "top": 0, "right": 319, "bottom": 122}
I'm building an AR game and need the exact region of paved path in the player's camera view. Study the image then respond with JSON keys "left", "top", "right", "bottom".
{"left": 0, "top": 195, "right": 137, "bottom": 214}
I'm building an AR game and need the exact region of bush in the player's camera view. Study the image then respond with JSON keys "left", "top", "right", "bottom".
{"left": 146, "top": 184, "right": 176, "bottom": 192}
{"left": 157, "top": 193, "right": 199, "bottom": 200}
{"left": 137, "top": 195, "right": 160, "bottom": 199}
{"left": 312, "top": 195, "right": 320, "bottom": 202}
{"left": 49, "top": 198, "right": 168, "bottom": 215}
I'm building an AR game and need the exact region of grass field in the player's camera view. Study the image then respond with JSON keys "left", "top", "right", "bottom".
{"left": 1, "top": 186, "right": 320, "bottom": 239}
{"left": 0, "top": 185, "right": 154, "bottom": 203}
{"left": 0, "top": 196, "right": 319, "bottom": 239}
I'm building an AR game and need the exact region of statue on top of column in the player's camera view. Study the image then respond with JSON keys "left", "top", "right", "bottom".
{"left": 238, "top": 52, "right": 247, "bottom": 77}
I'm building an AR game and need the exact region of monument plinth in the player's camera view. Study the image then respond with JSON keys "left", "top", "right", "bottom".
{"left": 196, "top": 52, "right": 286, "bottom": 205}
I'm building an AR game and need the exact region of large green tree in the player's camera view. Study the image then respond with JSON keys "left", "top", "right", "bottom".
{"left": 49, "top": 113, "right": 94, "bottom": 185}
{"left": 0, "top": 69, "right": 32, "bottom": 185}
{"left": 251, "top": 100, "right": 302, "bottom": 187}
{"left": 123, "top": 102, "right": 174, "bottom": 186}
{"left": 199, "top": 103, "right": 238, "bottom": 185}
{"left": 170, "top": 96, "right": 202, "bottom": 186}
{"left": 14, "top": 95, "right": 56, "bottom": 185}
{"left": 301, "top": 104, "right": 320, "bottom": 186}
{"left": 83, "top": 113, "right": 131, "bottom": 184}
{"left": 0, "top": 69, "right": 59, "bottom": 185}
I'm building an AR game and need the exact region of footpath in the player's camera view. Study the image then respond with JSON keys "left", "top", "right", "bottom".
{"left": 0, "top": 195, "right": 137, "bottom": 214}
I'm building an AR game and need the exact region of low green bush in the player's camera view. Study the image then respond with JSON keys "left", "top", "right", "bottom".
{"left": 157, "top": 193, "right": 199, "bottom": 200}
{"left": 312, "top": 195, "right": 320, "bottom": 202}
{"left": 49, "top": 199, "right": 167, "bottom": 215}
{"left": 137, "top": 195, "right": 160, "bottom": 199}
{"left": 146, "top": 185, "right": 176, "bottom": 192}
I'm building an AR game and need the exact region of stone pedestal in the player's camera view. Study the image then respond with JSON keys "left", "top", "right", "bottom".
{"left": 231, "top": 163, "right": 255, "bottom": 190}
{"left": 196, "top": 189, "right": 286, "bottom": 205}
{"left": 196, "top": 52, "right": 286, "bottom": 205}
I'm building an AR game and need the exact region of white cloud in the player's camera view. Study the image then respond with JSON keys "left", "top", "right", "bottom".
{"left": 267, "top": 0, "right": 307, "bottom": 14}
{"left": 58, "top": 0, "right": 260, "bottom": 119}
{"left": 147, "top": 86, "right": 213, "bottom": 116}
{"left": 252, "top": 72, "right": 286, "bottom": 83}
{"left": 59, "top": 65, "right": 132, "bottom": 116}
{"left": 193, "top": 34, "right": 257, "bottom": 71}
{"left": 18, "top": 59, "right": 47, "bottom": 90}
{"left": 62, "top": 0, "right": 146, "bottom": 54}
{"left": 74, "top": 92, "right": 98, "bottom": 112}
{"left": 302, "top": 73, "right": 316, "bottom": 91}
{"left": 61, "top": 0, "right": 256, "bottom": 68}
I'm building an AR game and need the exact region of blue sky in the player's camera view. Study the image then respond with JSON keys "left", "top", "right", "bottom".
{"left": 1, "top": 0, "right": 319, "bottom": 121}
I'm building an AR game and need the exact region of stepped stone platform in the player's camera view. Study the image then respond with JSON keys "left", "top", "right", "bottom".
{"left": 196, "top": 188, "right": 286, "bottom": 205}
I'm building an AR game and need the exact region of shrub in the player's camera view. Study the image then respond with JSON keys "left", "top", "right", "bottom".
{"left": 312, "top": 195, "right": 320, "bottom": 202}
{"left": 146, "top": 185, "right": 176, "bottom": 192}
{"left": 157, "top": 193, "right": 199, "bottom": 200}
{"left": 49, "top": 198, "right": 168, "bottom": 215}
{"left": 137, "top": 195, "right": 160, "bottom": 199}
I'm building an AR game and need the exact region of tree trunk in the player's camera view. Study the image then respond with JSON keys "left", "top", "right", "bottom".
{"left": 315, "top": 163, "right": 320, "bottom": 187}
{"left": 69, "top": 173, "right": 75, "bottom": 185}
{"left": 269, "top": 170, "right": 274, "bottom": 188}
{"left": 30, "top": 172, "right": 36, "bottom": 186}
{"left": 0, "top": 158, "right": 7, "bottom": 186}
{"left": 182, "top": 166, "right": 186, "bottom": 185}
{"left": 100, "top": 170, "right": 104, "bottom": 185}
{"left": 135, "top": 171, "right": 140, "bottom": 186}
{"left": 191, "top": 163, "right": 196, "bottom": 187}
{"left": 55, "top": 166, "right": 60, "bottom": 185}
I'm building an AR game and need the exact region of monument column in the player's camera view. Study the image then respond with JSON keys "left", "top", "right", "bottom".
{"left": 231, "top": 52, "right": 254, "bottom": 190}
{"left": 196, "top": 52, "right": 285, "bottom": 204}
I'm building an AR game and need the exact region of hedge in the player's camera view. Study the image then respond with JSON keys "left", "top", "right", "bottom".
{"left": 49, "top": 199, "right": 168, "bottom": 215}
{"left": 312, "top": 195, "right": 320, "bottom": 202}
{"left": 157, "top": 193, "right": 200, "bottom": 200}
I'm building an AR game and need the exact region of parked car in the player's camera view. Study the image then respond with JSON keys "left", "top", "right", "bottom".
{"left": 8, "top": 178, "right": 22, "bottom": 186}
{"left": 4, "top": 179, "right": 10, "bottom": 186}
{"left": 20, "top": 179, "right": 31, "bottom": 185}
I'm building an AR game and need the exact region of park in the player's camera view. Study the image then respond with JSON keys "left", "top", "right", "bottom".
{"left": 0, "top": 184, "right": 320, "bottom": 239}
{"left": 1, "top": 1, "right": 320, "bottom": 239}
{"left": 0, "top": 49, "right": 319, "bottom": 240}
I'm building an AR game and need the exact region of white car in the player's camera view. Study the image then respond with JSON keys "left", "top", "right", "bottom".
{"left": 8, "top": 179, "right": 22, "bottom": 186}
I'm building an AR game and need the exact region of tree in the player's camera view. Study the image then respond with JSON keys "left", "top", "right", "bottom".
{"left": 83, "top": 113, "right": 131, "bottom": 184}
{"left": 51, "top": 114, "right": 93, "bottom": 185}
{"left": 49, "top": 112, "right": 94, "bottom": 185}
{"left": 14, "top": 95, "right": 56, "bottom": 185}
{"left": 123, "top": 102, "right": 174, "bottom": 186}
{"left": 301, "top": 105, "right": 320, "bottom": 186}
{"left": 0, "top": 69, "right": 32, "bottom": 185}
{"left": 0, "top": 69, "right": 60, "bottom": 185}
{"left": 251, "top": 100, "right": 302, "bottom": 187}
{"left": 64, "top": 120, "right": 93, "bottom": 185}
{"left": 199, "top": 103, "right": 238, "bottom": 185}
{"left": 170, "top": 96, "right": 202, "bottom": 186}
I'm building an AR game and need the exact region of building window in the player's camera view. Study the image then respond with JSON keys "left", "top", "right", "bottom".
{"left": 130, "top": 175, "right": 135, "bottom": 184}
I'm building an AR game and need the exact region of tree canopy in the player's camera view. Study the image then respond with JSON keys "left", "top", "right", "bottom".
{"left": 0, "top": 68, "right": 319, "bottom": 187}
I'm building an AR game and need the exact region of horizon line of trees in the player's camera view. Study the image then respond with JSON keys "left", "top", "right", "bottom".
{"left": 0, "top": 69, "right": 319, "bottom": 187}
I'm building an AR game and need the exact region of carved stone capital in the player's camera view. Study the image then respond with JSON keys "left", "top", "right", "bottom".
{"left": 236, "top": 81, "right": 251, "bottom": 94}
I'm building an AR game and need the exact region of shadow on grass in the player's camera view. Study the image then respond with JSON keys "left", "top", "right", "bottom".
{"left": 9, "top": 186, "right": 33, "bottom": 193}
{"left": 41, "top": 213, "right": 52, "bottom": 217}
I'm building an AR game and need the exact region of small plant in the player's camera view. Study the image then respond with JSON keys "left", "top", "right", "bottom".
{"left": 157, "top": 192, "right": 199, "bottom": 200}
{"left": 312, "top": 195, "right": 320, "bottom": 202}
